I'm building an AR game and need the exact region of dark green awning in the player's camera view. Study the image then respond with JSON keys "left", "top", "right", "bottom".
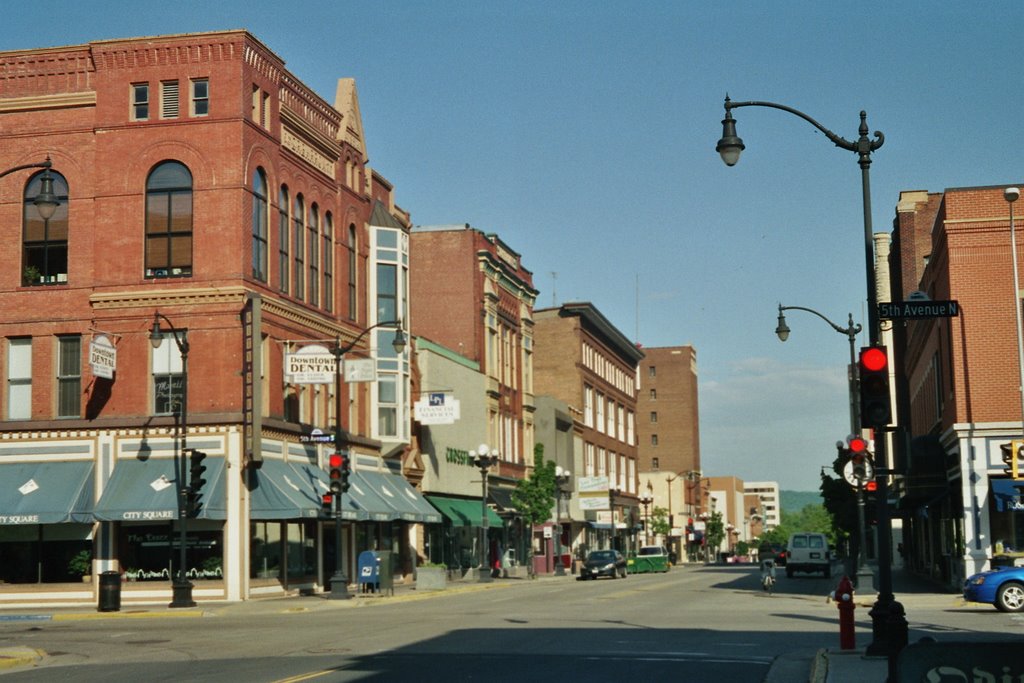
{"left": 425, "top": 494, "right": 501, "bottom": 527}
{"left": 94, "top": 456, "right": 226, "bottom": 521}
{"left": 0, "top": 460, "right": 94, "bottom": 525}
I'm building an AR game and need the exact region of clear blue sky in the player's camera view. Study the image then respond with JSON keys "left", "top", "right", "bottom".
{"left": 5, "top": 1, "right": 1022, "bottom": 490}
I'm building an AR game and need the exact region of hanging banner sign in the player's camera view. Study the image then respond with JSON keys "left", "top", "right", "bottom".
{"left": 285, "top": 345, "right": 335, "bottom": 384}
{"left": 344, "top": 358, "right": 376, "bottom": 383}
{"left": 578, "top": 475, "right": 610, "bottom": 511}
{"left": 90, "top": 335, "right": 117, "bottom": 379}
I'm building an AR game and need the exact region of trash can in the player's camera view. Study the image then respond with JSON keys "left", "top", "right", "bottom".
{"left": 98, "top": 570, "right": 121, "bottom": 612}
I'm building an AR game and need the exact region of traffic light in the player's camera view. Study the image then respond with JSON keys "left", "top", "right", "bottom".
{"left": 859, "top": 346, "right": 892, "bottom": 428}
{"left": 321, "top": 493, "right": 333, "bottom": 516}
{"left": 329, "top": 452, "right": 350, "bottom": 494}
{"left": 848, "top": 435, "right": 870, "bottom": 481}
{"left": 1001, "top": 440, "right": 1024, "bottom": 480}
{"left": 187, "top": 449, "right": 208, "bottom": 517}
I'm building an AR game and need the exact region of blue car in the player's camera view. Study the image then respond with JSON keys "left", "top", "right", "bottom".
{"left": 963, "top": 565, "right": 1024, "bottom": 612}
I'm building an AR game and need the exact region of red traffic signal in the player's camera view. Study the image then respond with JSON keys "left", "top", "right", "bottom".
{"left": 848, "top": 436, "right": 869, "bottom": 455}
{"left": 321, "top": 493, "right": 333, "bottom": 514}
{"left": 864, "top": 480, "right": 878, "bottom": 492}
{"left": 859, "top": 345, "right": 892, "bottom": 427}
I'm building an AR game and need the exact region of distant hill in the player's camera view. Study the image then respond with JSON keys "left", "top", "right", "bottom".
{"left": 780, "top": 490, "right": 822, "bottom": 514}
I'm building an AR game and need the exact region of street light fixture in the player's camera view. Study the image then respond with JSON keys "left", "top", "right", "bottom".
{"left": 328, "top": 320, "right": 406, "bottom": 599}
{"left": 553, "top": 466, "right": 571, "bottom": 576}
{"left": 1004, "top": 188, "right": 1024, "bottom": 446}
{"left": 149, "top": 312, "right": 194, "bottom": 609}
{"left": 776, "top": 303, "right": 872, "bottom": 587}
{"left": 718, "top": 96, "right": 903, "bottom": 656}
{"left": 638, "top": 492, "right": 653, "bottom": 546}
{"left": 473, "top": 444, "right": 499, "bottom": 582}
{"left": 1, "top": 157, "right": 60, "bottom": 220}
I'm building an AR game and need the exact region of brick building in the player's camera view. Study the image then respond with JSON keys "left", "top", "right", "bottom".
{"left": 0, "top": 31, "right": 435, "bottom": 606}
{"left": 533, "top": 302, "right": 644, "bottom": 555}
{"left": 890, "top": 185, "right": 1024, "bottom": 589}
{"left": 635, "top": 346, "right": 702, "bottom": 559}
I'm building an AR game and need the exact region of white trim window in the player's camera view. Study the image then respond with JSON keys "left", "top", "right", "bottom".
{"left": 7, "top": 338, "right": 31, "bottom": 420}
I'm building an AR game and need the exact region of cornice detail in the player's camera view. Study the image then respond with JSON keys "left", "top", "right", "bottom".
{"left": 89, "top": 286, "right": 249, "bottom": 310}
{"left": 0, "top": 91, "right": 96, "bottom": 113}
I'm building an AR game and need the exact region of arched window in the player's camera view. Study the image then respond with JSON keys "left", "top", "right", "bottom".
{"left": 348, "top": 224, "right": 357, "bottom": 319}
{"left": 23, "top": 170, "right": 69, "bottom": 286}
{"left": 308, "top": 204, "right": 319, "bottom": 306}
{"left": 251, "top": 168, "right": 268, "bottom": 282}
{"left": 145, "top": 161, "right": 193, "bottom": 278}
{"left": 278, "top": 186, "right": 289, "bottom": 294}
{"left": 292, "top": 194, "right": 304, "bottom": 299}
{"left": 323, "top": 212, "right": 333, "bottom": 312}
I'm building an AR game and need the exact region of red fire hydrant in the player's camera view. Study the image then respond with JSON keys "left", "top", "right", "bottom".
{"left": 832, "top": 575, "right": 856, "bottom": 650}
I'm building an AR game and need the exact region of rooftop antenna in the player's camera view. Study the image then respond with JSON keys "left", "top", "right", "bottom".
{"left": 551, "top": 272, "right": 557, "bottom": 307}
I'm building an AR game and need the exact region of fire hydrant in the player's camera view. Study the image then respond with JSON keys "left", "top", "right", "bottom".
{"left": 832, "top": 575, "right": 856, "bottom": 650}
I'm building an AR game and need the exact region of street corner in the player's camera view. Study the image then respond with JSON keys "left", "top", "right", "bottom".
{"left": 0, "top": 646, "right": 43, "bottom": 670}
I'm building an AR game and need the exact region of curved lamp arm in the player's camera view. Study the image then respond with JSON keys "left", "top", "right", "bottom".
{"left": 336, "top": 319, "right": 406, "bottom": 357}
{"left": 719, "top": 96, "right": 884, "bottom": 167}
{"left": 776, "top": 304, "right": 861, "bottom": 341}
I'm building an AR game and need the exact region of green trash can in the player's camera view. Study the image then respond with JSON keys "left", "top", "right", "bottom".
{"left": 98, "top": 570, "right": 121, "bottom": 612}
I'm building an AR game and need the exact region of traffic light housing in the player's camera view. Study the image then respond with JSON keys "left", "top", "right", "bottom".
{"left": 859, "top": 346, "right": 892, "bottom": 428}
{"left": 1001, "top": 440, "right": 1024, "bottom": 480}
{"left": 185, "top": 449, "right": 208, "bottom": 517}
{"left": 329, "top": 452, "right": 350, "bottom": 494}
{"left": 848, "top": 435, "right": 870, "bottom": 481}
{"left": 321, "top": 493, "right": 333, "bottom": 515}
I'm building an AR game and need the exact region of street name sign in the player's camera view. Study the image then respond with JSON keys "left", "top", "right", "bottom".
{"left": 878, "top": 300, "right": 959, "bottom": 320}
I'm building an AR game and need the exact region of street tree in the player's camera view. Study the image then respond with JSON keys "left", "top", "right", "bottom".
{"left": 511, "top": 444, "right": 557, "bottom": 572}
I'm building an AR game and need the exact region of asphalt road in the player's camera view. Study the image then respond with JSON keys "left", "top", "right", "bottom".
{"left": 0, "top": 564, "right": 1018, "bottom": 682}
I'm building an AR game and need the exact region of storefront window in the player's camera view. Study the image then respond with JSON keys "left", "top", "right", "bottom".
{"left": 120, "top": 522, "right": 222, "bottom": 582}
{"left": 0, "top": 524, "right": 91, "bottom": 583}
{"left": 251, "top": 522, "right": 282, "bottom": 579}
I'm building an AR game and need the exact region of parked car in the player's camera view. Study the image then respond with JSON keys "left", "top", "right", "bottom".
{"left": 785, "top": 532, "right": 832, "bottom": 578}
{"left": 629, "top": 545, "right": 671, "bottom": 573}
{"left": 579, "top": 549, "right": 628, "bottom": 580}
{"left": 758, "top": 542, "right": 787, "bottom": 567}
{"left": 964, "top": 565, "right": 1024, "bottom": 612}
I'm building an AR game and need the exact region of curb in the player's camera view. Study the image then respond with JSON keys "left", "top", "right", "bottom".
{"left": 810, "top": 648, "right": 828, "bottom": 683}
{"left": 0, "top": 647, "right": 43, "bottom": 670}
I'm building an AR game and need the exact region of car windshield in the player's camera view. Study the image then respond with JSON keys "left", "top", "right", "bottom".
{"left": 638, "top": 547, "right": 662, "bottom": 556}
{"left": 589, "top": 551, "right": 616, "bottom": 562}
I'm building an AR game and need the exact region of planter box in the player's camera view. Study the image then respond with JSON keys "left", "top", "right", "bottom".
{"left": 415, "top": 567, "right": 447, "bottom": 591}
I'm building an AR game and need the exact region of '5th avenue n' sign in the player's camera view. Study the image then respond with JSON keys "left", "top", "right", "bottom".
{"left": 878, "top": 300, "right": 959, "bottom": 319}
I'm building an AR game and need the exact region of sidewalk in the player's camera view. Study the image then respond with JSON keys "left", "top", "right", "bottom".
{"left": 766, "top": 565, "right": 963, "bottom": 683}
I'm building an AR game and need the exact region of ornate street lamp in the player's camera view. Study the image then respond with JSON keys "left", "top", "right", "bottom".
{"left": 328, "top": 320, "right": 406, "bottom": 599}
{"left": 1004, "top": 188, "right": 1024, "bottom": 444}
{"left": 553, "top": 466, "right": 571, "bottom": 576}
{"left": 149, "top": 312, "right": 194, "bottom": 608}
{"left": 473, "top": 444, "right": 499, "bottom": 582}
{"left": 718, "top": 96, "right": 904, "bottom": 656}
{"left": 638, "top": 492, "right": 653, "bottom": 546}
{"left": 1, "top": 157, "right": 59, "bottom": 219}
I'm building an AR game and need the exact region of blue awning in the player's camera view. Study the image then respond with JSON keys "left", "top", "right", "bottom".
{"left": 992, "top": 479, "right": 1024, "bottom": 512}
{"left": 287, "top": 460, "right": 364, "bottom": 521}
{"left": 351, "top": 471, "right": 441, "bottom": 523}
{"left": 248, "top": 459, "right": 320, "bottom": 520}
{"left": 94, "top": 456, "right": 226, "bottom": 521}
{"left": 0, "top": 460, "right": 94, "bottom": 525}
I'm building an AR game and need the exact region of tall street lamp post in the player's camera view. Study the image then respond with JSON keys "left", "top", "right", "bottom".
{"left": 718, "top": 97, "right": 905, "bottom": 657}
{"left": 553, "top": 466, "right": 571, "bottom": 576}
{"left": 473, "top": 444, "right": 499, "bottom": 582}
{"left": 638, "top": 492, "right": 653, "bottom": 546}
{"left": 1, "top": 157, "right": 59, "bottom": 218}
{"left": 776, "top": 304, "right": 872, "bottom": 586}
{"left": 328, "top": 320, "right": 406, "bottom": 600}
{"left": 1005, "top": 188, "right": 1024, "bottom": 443}
{"left": 149, "top": 312, "right": 194, "bottom": 608}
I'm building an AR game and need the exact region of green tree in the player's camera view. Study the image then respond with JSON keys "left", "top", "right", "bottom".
{"left": 649, "top": 506, "right": 670, "bottom": 540}
{"left": 705, "top": 510, "right": 724, "bottom": 558}
{"left": 511, "top": 444, "right": 557, "bottom": 571}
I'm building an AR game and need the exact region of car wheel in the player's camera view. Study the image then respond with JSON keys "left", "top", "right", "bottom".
{"left": 996, "top": 582, "right": 1024, "bottom": 612}
{"left": 824, "top": 565, "right": 831, "bottom": 578}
